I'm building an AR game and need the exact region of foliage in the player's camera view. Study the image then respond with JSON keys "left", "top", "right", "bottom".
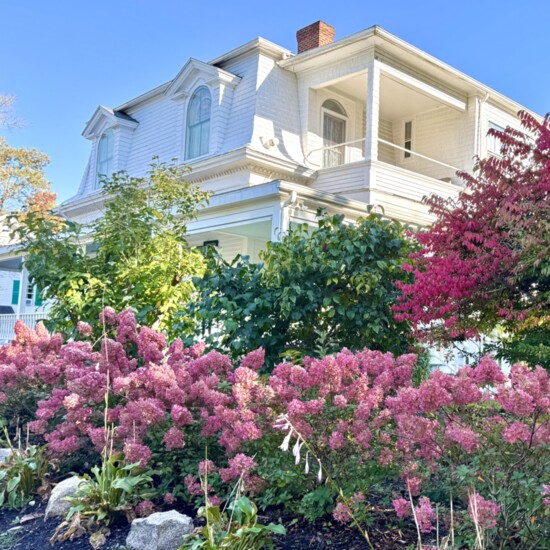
{"left": 52, "top": 452, "right": 155, "bottom": 545}
{"left": 394, "top": 111, "right": 550, "bottom": 369}
{"left": 0, "top": 429, "right": 50, "bottom": 509}
{"left": 181, "top": 496, "right": 285, "bottom": 550}
{"left": 67, "top": 453, "right": 154, "bottom": 525}
{"left": 12, "top": 160, "right": 209, "bottom": 336}
{"left": 2, "top": 309, "right": 548, "bottom": 547}
{"left": 188, "top": 212, "right": 416, "bottom": 368}
{"left": 0, "top": 136, "right": 50, "bottom": 214}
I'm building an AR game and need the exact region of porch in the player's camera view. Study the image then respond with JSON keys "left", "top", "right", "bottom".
{"left": 301, "top": 57, "right": 474, "bottom": 224}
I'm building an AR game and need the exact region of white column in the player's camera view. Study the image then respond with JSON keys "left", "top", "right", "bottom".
{"left": 364, "top": 58, "right": 381, "bottom": 163}
{"left": 17, "top": 260, "right": 29, "bottom": 317}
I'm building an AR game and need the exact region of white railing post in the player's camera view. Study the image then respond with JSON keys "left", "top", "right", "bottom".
{"left": 17, "top": 260, "right": 29, "bottom": 319}
{"left": 365, "top": 58, "right": 381, "bottom": 163}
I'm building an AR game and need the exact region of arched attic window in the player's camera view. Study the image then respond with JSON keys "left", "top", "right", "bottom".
{"left": 96, "top": 129, "right": 114, "bottom": 186}
{"left": 186, "top": 86, "right": 211, "bottom": 160}
{"left": 322, "top": 99, "right": 347, "bottom": 168}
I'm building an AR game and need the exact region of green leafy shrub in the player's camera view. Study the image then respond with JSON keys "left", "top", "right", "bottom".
{"left": 13, "top": 159, "right": 209, "bottom": 337}
{"left": 188, "top": 212, "right": 416, "bottom": 368}
{"left": 52, "top": 452, "right": 155, "bottom": 544}
{"left": 181, "top": 496, "right": 285, "bottom": 550}
{"left": 0, "top": 429, "right": 50, "bottom": 509}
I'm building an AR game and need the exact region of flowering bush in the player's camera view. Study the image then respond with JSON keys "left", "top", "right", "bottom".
{"left": 0, "top": 320, "right": 63, "bottom": 428}
{"left": 1, "top": 309, "right": 548, "bottom": 547}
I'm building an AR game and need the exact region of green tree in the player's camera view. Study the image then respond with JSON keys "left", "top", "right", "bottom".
{"left": 187, "top": 212, "right": 416, "bottom": 368}
{"left": 13, "top": 160, "right": 209, "bottom": 335}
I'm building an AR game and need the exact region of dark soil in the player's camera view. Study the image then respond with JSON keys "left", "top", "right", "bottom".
{"left": 0, "top": 500, "right": 424, "bottom": 549}
{"left": 0, "top": 501, "right": 129, "bottom": 550}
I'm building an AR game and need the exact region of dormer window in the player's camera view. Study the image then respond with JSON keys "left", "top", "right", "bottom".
{"left": 96, "top": 129, "right": 114, "bottom": 186}
{"left": 186, "top": 86, "right": 211, "bottom": 160}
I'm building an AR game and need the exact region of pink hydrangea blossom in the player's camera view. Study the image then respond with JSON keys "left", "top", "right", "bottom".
{"left": 502, "top": 422, "right": 531, "bottom": 443}
{"left": 240, "top": 348, "right": 265, "bottom": 371}
{"left": 163, "top": 427, "right": 185, "bottom": 450}
{"left": 468, "top": 494, "right": 500, "bottom": 529}
{"left": 415, "top": 497, "right": 436, "bottom": 533}
{"left": 77, "top": 322, "right": 93, "bottom": 337}
{"left": 135, "top": 500, "right": 155, "bottom": 517}
{"left": 393, "top": 498, "right": 410, "bottom": 518}
{"left": 123, "top": 441, "right": 152, "bottom": 466}
{"left": 332, "top": 502, "right": 352, "bottom": 523}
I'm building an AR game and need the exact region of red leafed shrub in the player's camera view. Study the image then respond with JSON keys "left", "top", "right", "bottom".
{"left": 393, "top": 111, "right": 550, "bottom": 368}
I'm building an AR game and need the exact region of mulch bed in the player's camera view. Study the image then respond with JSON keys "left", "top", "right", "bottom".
{"left": 0, "top": 500, "right": 427, "bottom": 549}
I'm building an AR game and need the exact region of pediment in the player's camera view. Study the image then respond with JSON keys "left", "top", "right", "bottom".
{"left": 82, "top": 106, "right": 139, "bottom": 139}
{"left": 164, "top": 58, "right": 241, "bottom": 101}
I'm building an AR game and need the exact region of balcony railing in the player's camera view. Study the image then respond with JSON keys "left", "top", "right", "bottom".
{"left": 307, "top": 138, "right": 462, "bottom": 184}
{"left": 0, "top": 313, "right": 48, "bottom": 343}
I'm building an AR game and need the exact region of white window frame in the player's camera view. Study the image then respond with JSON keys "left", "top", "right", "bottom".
{"left": 403, "top": 119, "right": 414, "bottom": 161}
{"left": 25, "top": 282, "right": 34, "bottom": 307}
{"left": 320, "top": 99, "right": 349, "bottom": 168}
{"left": 185, "top": 86, "right": 212, "bottom": 161}
{"left": 96, "top": 128, "right": 115, "bottom": 187}
{"left": 487, "top": 121, "right": 505, "bottom": 157}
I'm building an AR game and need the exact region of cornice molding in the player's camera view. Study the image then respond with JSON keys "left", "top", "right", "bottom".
{"left": 165, "top": 58, "right": 241, "bottom": 101}
{"left": 82, "top": 106, "right": 138, "bottom": 140}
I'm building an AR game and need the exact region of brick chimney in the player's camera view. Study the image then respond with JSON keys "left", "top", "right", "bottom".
{"left": 296, "top": 21, "right": 335, "bottom": 54}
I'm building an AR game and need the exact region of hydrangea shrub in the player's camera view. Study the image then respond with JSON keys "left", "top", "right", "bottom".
{"left": 0, "top": 308, "right": 548, "bottom": 547}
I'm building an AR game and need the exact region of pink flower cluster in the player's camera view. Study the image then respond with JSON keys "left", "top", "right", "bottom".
{"left": 2, "top": 308, "right": 549, "bottom": 533}
{"left": 468, "top": 494, "right": 500, "bottom": 529}
{"left": 392, "top": 496, "right": 435, "bottom": 532}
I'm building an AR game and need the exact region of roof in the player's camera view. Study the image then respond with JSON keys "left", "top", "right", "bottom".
{"left": 280, "top": 25, "right": 542, "bottom": 120}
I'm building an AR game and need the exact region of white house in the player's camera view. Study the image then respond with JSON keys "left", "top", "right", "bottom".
{"left": 0, "top": 21, "right": 541, "bottom": 342}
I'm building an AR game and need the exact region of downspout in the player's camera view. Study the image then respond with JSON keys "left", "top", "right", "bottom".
{"left": 280, "top": 190, "right": 299, "bottom": 236}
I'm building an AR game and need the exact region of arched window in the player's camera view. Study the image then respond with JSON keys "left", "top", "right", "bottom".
{"left": 186, "top": 86, "right": 211, "bottom": 159}
{"left": 96, "top": 129, "right": 114, "bottom": 186}
{"left": 322, "top": 99, "right": 347, "bottom": 168}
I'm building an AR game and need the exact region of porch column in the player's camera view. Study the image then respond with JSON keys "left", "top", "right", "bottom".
{"left": 17, "top": 261, "right": 29, "bottom": 317}
{"left": 364, "top": 59, "right": 381, "bottom": 162}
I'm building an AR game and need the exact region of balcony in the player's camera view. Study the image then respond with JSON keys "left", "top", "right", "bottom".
{"left": 310, "top": 138, "right": 462, "bottom": 225}
{"left": 301, "top": 57, "right": 473, "bottom": 225}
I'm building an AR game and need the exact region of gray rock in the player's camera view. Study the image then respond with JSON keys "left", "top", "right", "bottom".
{"left": 126, "top": 510, "right": 194, "bottom": 550}
{"left": 0, "top": 448, "right": 12, "bottom": 463}
{"left": 44, "top": 476, "right": 83, "bottom": 520}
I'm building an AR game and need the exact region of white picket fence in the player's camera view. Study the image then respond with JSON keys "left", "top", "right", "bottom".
{"left": 0, "top": 313, "right": 48, "bottom": 343}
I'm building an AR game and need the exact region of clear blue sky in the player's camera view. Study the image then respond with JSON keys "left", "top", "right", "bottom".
{"left": 1, "top": 0, "right": 549, "bottom": 202}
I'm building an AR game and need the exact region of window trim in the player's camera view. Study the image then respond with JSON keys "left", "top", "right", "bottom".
{"left": 487, "top": 121, "right": 505, "bottom": 157}
{"left": 403, "top": 120, "right": 414, "bottom": 160}
{"left": 25, "top": 282, "right": 34, "bottom": 307}
{"left": 96, "top": 128, "right": 115, "bottom": 187}
{"left": 185, "top": 86, "right": 212, "bottom": 161}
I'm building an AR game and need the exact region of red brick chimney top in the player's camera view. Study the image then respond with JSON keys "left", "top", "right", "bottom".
{"left": 296, "top": 21, "right": 335, "bottom": 54}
